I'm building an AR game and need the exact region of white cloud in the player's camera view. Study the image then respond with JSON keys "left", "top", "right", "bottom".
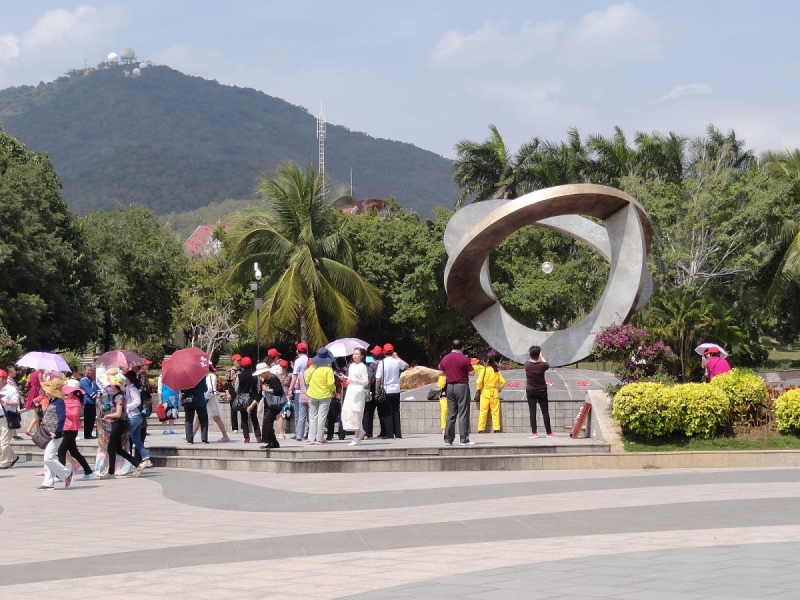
{"left": 429, "top": 2, "right": 663, "bottom": 72}
{"left": 0, "top": 5, "right": 129, "bottom": 87}
{"left": 659, "top": 83, "right": 713, "bottom": 102}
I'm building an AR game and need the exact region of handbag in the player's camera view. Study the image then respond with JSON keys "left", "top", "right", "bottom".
{"left": 473, "top": 369, "right": 484, "bottom": 404}
{"left": 265, "top": 393, "right": 286, "bottom": 412}
{"left": 5, "top": 410, "right": 21, "bottom": 429}
{"left": 374, "top": 360, "right": 387, "bottom": 404}
{"left": 155, "top": 402, "right": 167, "bottom": 420}
{"left": 232, "top": 392, "right": 250, "bottom": 411}
{"left": 179, "top": 389, "right": 196, "bottom": 409}
{"left": 32, "top": 425, "right": 51, "bottom": 449}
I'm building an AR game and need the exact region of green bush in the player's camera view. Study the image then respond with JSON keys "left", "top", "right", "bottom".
{"left": 674, "top": 383, "right": 728, "bottom": 439}
{"left": 136, "top": 340, "right": 167, "bottom": 369}
{"left": 710, "top": 369, "right": 766, "bottom": 408}
{"left": 612, "top": 382, "right": 681, "bottom": 438}
{"left": 775, "top": 389, "right": 800, "bottom": 434}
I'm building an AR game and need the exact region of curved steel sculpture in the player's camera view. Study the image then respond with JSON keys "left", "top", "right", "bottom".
{"left": 444, "top": 184, "right": 653, "bottom": 367}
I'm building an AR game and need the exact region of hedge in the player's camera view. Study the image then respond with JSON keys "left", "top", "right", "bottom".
{"left": 775, "top": 389, "right": 800, "bottom": 435}
{"left": 710, "top": 369, "right": 767, "bottom": 410}
{"left": 611, "top": 382, "right": 681, "bottom": 438}
{"left": 674, "top": 383, "right": 728, "bottom": 439}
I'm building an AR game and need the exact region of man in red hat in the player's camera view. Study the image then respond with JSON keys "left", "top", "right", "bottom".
{"left": 374, "top": 343, "right": 408, "bottom": 439}
{"left": 290, "top": 343, "right": 309, "bottom": 441}
{"left": 362, "top": 346, "right": 384, "bottom": 439}
{"left": 226, "top": 354, "right": 243, "bottom": 433}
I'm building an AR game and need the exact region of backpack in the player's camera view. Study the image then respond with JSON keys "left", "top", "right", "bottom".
{"left": 41, "top": 402, "right": 59, "bottom": 435}
{"left": 99, "top": 390, "right": 114, "bottom": 414}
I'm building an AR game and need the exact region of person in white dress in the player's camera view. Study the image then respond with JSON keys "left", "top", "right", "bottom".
{"left": 341, "top": 348, "right": 369, "bottom": 446}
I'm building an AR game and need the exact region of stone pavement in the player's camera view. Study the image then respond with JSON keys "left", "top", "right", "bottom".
{"left": 3, "top": 463, "right": 800, "bottom": 598}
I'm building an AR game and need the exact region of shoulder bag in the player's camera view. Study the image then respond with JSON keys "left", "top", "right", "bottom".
{"left": 32, "top": 425, "right": 51, "bottom": 449}
{"left": 375, "top": 360, "right": 387, "bottom": 404}
{"left": 5, "top": 409, "right": 21, "bottom": 430}
{"left": 473, "top": 369, "right": 484, "bottom": 404}
{"left": 179, "top": 389, "right": 196, "bottom": 409}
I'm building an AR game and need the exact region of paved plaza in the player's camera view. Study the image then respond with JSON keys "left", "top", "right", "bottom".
{"left": 3, "top": 463, "right": 800, "bottom": 598}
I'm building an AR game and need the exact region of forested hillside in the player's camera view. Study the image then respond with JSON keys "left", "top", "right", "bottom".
{"left": 0, "top": 65, "right": 457, "bottom": 215}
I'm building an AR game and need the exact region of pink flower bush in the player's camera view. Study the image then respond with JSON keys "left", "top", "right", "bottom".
{"left": 592, "top": 324, "right": 674, "bottom": 384}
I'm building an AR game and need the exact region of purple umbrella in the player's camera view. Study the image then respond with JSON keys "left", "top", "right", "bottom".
{"left": 16, "top": 351, "right": 70, "bottom": 372}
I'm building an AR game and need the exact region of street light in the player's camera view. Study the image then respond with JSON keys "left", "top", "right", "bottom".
{"left": 252, "top": 262, "right": 262, "bottom": 363}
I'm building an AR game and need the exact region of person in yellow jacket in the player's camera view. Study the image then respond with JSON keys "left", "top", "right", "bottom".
{"left": 304, "top": 348, "right": 336, "bottom": 445}
{"left": 476, "top": 356, "right": 504, "bottom": 433}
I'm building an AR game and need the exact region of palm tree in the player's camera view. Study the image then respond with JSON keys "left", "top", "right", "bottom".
{"left": 227, "top": 162, "right": 382, "bottom": 348}
{"left": 763, "top": 149, "right": 800, "bottom": 286}
{"left": 645, "top": 288, "right": 708, "bottom": 381}
{"left": 453, "top": 124, "right": 539, "bottom": 208}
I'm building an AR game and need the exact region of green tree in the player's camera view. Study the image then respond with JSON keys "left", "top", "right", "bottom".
{"left": 0, "top": 127, "right": 99, "bottom": 350}
{"left": 81, "top": 204, "right": 186, "bottom": 350}
{"left": 762, "top": 149, "right": 800, "bottom": 285}
{"left": 226, "top": 162, "right": 381, "bottom": 348}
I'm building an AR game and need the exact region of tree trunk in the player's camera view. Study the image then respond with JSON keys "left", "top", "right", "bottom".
{"left": 298, "top": 304, "right": 308, "bottom": 343}
{"left": 103, "top": 309, "right": 112, "bottom": 352}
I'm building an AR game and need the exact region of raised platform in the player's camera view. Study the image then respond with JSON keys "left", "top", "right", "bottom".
{"left": 10, "top": 431, "right": 610, "bottom": 473}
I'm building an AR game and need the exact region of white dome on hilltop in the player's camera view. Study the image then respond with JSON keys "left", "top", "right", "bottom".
{"left": 107, "top": 52, "right": 118, "bottom": 61}
{"left": 121, "top": 47, "right": 136, "bottom": 59}
{"left": 132, "top": 68, "right": 141, "bottom": 76}
{"left": 139, "top": 62, "right": 147, "bottom": 68}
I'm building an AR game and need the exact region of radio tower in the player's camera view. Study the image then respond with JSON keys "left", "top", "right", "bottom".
{"left": 317, "top": 105, "right": 326, "bottom": 201}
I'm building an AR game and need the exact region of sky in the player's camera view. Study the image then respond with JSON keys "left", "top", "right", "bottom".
{"left": 1, "top": 1, "right": 799, "bottom": 159}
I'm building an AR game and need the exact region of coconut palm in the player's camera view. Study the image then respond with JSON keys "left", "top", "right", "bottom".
{"left": 763, "top": 149, "right": 800, "bottom": 286}
{"left": 227, "top": 162, "right": 381, "bottom": 348}
{"left": 453, "top": 124, "right": 541, "bottom": 208}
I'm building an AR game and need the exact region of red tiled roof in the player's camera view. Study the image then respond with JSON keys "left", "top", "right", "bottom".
{"left": 183, "top": 225, "right": 214, "bottom": 255}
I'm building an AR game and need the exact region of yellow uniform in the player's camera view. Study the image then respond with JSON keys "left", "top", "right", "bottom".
{"left": 437, "top": 376, "right": 447, "bottom": 431}
{"left": 476, "top": 366, "right": 504, "bottom": 432}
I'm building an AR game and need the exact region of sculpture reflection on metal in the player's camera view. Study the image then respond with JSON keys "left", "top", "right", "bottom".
{"left": 444, "top": 184, "right": 654, "bottom": 367}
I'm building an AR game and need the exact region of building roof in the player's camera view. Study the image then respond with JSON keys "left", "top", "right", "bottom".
{"left": 343, "top": 198, "right": 385, "bottom": 216}
{"left": 183, "top": 225, "right": 215, "bottom": 256}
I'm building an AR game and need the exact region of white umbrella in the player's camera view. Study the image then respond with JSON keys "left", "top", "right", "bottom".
{"left": 695, "top": 343, "right": 728, "bottom": 359}
{"left": 325, "top": 338, "right": 370, "bottom": 358}
{"left": 16, "top": 351, "right": 70, "bottom": 372}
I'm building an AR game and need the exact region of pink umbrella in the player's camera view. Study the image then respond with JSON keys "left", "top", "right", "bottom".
{"left": 94, "top": 349, "right": 147, "bottom": 369}
{"left": 325, "top": 338, "right": 370, "bottom": 358}
{"left": 16, "top": 351, "right": 70, "bottom": 372}
{"left": 161, "top": 347, "right": 210, "bottom": 391}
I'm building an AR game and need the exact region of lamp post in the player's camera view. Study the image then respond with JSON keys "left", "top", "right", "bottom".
{"left": 252, "top": 262, "right": 262, "bottom": 363}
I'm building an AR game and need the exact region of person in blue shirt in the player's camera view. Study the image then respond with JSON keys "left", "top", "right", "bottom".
{"left": 79, "top": 366, "right": 101, "bottom": 439}
{"left": 184, "top": 377, "right": 208, "bottom": 444}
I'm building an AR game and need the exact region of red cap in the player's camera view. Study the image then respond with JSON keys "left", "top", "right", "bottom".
{"left": 278, "top": 359, "right": 289, "bottom": 368}
{"left": 144, "top": 359, "right": 152, "bottom": 365}
{"left": 209, "top": 364, "right": 216, "bottom": 372}
{"left": 296, "top": 342, "right": 308, "bottom": 352}
{"left": 231, "top": 354, "right": 242, "bottom": 361}
{"left": 0, "top": 369, "right": 7, "bottom": 378}
{"left": 267, "top": 348, "right": 280, "bottom": 358}
{"left": 240, "top": 357, "right": 253, "bottom": 367}
{"left": 383, "top": 343, "right": 394, "bottom": 354}
{"left": 371, "top": 346, "right": 384, "bottom": 357}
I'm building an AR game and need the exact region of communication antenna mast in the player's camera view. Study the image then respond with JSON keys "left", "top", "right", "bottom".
{"left": 317, "top": 104, "right": 326, "bottom": 201}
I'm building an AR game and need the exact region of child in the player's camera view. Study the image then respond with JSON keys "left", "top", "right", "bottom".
{"left": 157, "top": 374, "right": 179, "bottom": 434}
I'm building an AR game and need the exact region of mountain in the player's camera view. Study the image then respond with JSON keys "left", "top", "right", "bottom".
{"left": 0, "top": 65, "right": 458, "bottom": 216}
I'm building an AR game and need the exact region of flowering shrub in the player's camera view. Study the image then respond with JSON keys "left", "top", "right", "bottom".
{"left": 775, "top": 389, "right": 800, "bottom": 434}
{"left": 612, "top": 382, "right": 681, "bottom": 438}
{"left": 593, "top": 324, "right": 674, "bottom": 384}
{"left": 674, "top": 383, "right": 728, "bottom": 439}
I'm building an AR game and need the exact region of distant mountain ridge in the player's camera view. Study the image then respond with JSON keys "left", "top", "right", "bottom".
{"left": 0, "top": 65, "right": 458, "bottom": 216}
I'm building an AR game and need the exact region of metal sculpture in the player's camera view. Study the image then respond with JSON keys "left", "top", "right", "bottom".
{"left": 444, "top": 184, "right": 653, "bottom": 367}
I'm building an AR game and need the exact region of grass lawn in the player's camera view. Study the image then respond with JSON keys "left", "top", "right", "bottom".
{"left": 623, "top": 433, "right": 800, "bottom": 452}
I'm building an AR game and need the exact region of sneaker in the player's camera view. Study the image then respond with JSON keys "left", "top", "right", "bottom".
{"left": 201, "top": 440, "right": 210, "bottom": 444}
{"left": 97, "top": 473, "right": 115, "bottom": 480}
{"left": 318, "top": 440, "right": 329, "bottom": 445}
{"left": 304, "top": 440, "right": 314, "bottom": 445}
{"left": 80, "top": 473, "right": 95, "bottom": 481}
{"left": 169, "top": 430, "right": 177, "bottom": 434}
{"left": 444, "top": 441, "right": 453, "bottom": 446}
{"left": 528, "top": 433, "right": 539, "bottom": 439}
{"left": 546, "top": 433, "right": 558, "bottom": 438}
{"left": 162, "top": 430, "right": 169, "bottom": 435}
{"left": 459, "top": 440, "right": 475, "bottom": 446}
{"left": 243, "top": 438, "right": 250, "bottom": 444}
{"left": 133, "top": 464, "right": 146, "bottom": 478}
{"left": 349, "top": 439, "right": 360, "bottom": 446}
{"left": 218, "top": 436, "right": 231, "bottom": 443}
{"left": 37, "top": 485, "right": 55, "bottom": 491}
{"left": 255, "top": 436, "right": 262, "bottom": 442}
{"left": 64, "top": 473, "right": 73, "bottom": 488}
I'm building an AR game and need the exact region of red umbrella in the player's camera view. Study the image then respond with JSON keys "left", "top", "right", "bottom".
{"left": 161, "top": 347, "right": 210, "bottom": 391}
{"left": 94, "top": 349, "right": 146, "bottom": 369}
